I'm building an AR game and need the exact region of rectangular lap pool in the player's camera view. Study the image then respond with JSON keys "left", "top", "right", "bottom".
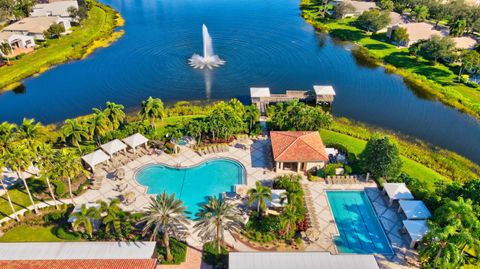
{"left": 327, "top": 191, "right": 393, "bottom": 255}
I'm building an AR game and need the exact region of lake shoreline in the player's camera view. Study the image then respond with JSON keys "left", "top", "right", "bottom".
{"left": 0, "top": 0, "right": 124, "bottom": 91}
{"left": 299, "top": 1, "right": 480, "bottom": 121}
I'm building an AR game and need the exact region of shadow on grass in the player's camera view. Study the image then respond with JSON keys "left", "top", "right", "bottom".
{"left": 364, "top": 43, "right": 391, "bottom": 51}
{"left": 330, "top": 28, "right": 366, "bottom": 42}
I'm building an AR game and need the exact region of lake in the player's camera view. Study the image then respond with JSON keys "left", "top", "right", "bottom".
{"left": 0, "top": 0, "right": 479, "bottom": 163}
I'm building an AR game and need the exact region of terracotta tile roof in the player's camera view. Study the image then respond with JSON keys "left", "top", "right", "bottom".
{"left": 270, "top": 131, "right": 328, "bottom": 162}
{"left": 0, "top": 259, "right": 157, "bottom": 269}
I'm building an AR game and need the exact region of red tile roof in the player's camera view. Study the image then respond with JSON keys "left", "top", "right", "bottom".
{"left": 0, "top": 259, "right": 157, "bottom": 269}
{"left": 270, "top": 131, "right": 328, "bottom": 162}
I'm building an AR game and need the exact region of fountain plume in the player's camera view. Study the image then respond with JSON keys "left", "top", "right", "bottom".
{"left": 189, "top": 24, "right": 225, "bottom": 69}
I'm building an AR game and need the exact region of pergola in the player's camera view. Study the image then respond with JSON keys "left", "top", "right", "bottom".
{"left": 122, "top": 133, "right": 148, "bottom": 153}
{"left": 100, "top": 139, "right": 127, "bottom": 157}
{"left": 382, "top": 183, "right": 414, "bottom": 206}
{"left": 81, "top": 150, "right": 110, "bottom": 172}
{"left": 402, "top": 220, "right": 429, "bottom": 248}
{"left": 398, "top": 200, "right": 431, "bottom": 220}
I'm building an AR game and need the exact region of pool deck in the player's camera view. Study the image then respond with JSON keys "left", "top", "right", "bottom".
{"left": 302, "top": 181, "right": 419, "bottom": 268}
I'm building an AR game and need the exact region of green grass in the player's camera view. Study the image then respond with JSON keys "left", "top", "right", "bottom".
{"left": 320, "top": 129, "right": 447, "bottom": 190}
{"left": 0, "top": 189, "right": 39, "bottom": 218}
{"left": 0, "top": 0, "right": 123, "bottom": 89}
{"left": 0, "top": 225, "right": 64, "bottom": 242}
{"left": 300, "top": 2, "right": 480, "bottom": 118}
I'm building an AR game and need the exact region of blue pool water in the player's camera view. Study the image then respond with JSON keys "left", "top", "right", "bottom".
{"left": 135, "top": 158, "right": 245, "bottom": 217}
{"left": 327, "top": 191, "right": 393, "bottom": 255}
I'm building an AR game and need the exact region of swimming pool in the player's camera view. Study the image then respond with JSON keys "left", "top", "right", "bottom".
{"left": 135, "top": 158, "right": 245, "bottom": 217}
{"left": 327, "top": 191, "right": 393, "bottom": 255}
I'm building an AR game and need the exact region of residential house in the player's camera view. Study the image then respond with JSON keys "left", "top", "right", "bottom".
{"left": 2, "top": 16, "right": 70, "bottom": 40}
{"left": 30, "top": 0, "right": 79, "bottom": 22}
{"left": 0, "top": 31, "right": 35, "bottom": 57}
{"left": 270, "top": 131, "right": 329, "bottom": 172}
{"left": 334, "top": 0, "right": 377, "bottom": 18}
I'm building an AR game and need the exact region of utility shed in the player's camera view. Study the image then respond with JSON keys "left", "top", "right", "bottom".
{"left": 313, "top": 85, "right": 336, "bottom": 103}
{"left": 229, "top": 252, "right": 380, "bottom": 269}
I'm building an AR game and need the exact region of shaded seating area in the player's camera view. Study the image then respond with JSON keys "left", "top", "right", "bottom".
{"left": 121, "top": 191, "right": 136, "bottom": 206}
{"left": 122, "top": 133, "right": 149, "bottom": 154}
{"left": 325, "top": 175, "right": 363, "bottom": 184}
{"left": 81, "top": 150, "right": 110, "bottom": 173}
{"left": 100, "top": 139, "right": 127, "bottom": 157}
{"left": 402, "top": 220, "right": 429, "bottom": 248}
{"left": 398, "top": 200, "right": 431, "bottom": 220}
{"left": 383, "top": 183, "right": 414, "bottom": 206}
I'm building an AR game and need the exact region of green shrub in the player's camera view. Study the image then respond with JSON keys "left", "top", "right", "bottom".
{"left": 52, "top": 180, "right": 67, "bottom": 197}
{"left": 157, "top": 238, "right": 187, "bottom": 264}
{"left": 55, "top": 224, "right": 81, "bottom": 240}
{"left": 203, "top": 241, "right": 228, "bottom": 266}
{"left": 323, "top": 163, "right": 343, "bottom": 176}
{"left": 246, "top": 214, "right": 282, "bottom": 234}
{"left": 43, "top": 211, "right": 64, "bottom": 224}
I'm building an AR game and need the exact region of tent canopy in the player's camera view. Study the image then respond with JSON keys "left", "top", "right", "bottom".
{"left": 82, "top": 150, "right": 110, "bottom": 169}
{"left": 383, "top": 183, "right": 414, "bottom": 201}
{"left": 123, "top": 133, "right": 148, "bottom": 149}
{"left": 313, "top": 85, "right": 336, "bottom": 96}
{"left": 100, "top": 139, "right": 127, "bottom": 156}
{"left": 399, "top": 200, "right": 431, "bottom": 220}
{"left": 403, "top": 220, "right": 429, "bottom": 243}
{"left": 267, "top": 189, "right": 288, "bottom": 208}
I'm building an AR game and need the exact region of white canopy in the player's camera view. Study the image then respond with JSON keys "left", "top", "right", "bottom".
{"left": 383, "top": 183, "right": 414, "bottom": 205}
{"left": 122, "top": 133, "right": 148, "bottom": 152}
{"left": 267, "top": 189, "right": 288, "bottom": 208}
{"left": 403, "top": 220, "right": 429, "bottom": 248}
{"left": 100, "top": 139, "right": 127, "bottom": 156}
{"left": 399, "top": 200, "right": 431, "bottom": 220}
{"left": 313, "top": 85, "right": 336, "bottom": 96}
{"left": 82, "top": 150, "right": 110, "bottom": 171}
{"left": 250, "top": 87, "right": 271, "bottom": 98}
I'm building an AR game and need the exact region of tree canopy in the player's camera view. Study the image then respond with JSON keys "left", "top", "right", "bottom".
{"left": 360, "top": 134, "right": 402, "bottom": 179}
{"left": 356, "top": 9, "right": 391, "bottom": 33}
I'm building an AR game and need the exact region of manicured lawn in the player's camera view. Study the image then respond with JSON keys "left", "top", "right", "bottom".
{"left": 0, "top": 189, "right": 39, "bottom": 218}
{"left": 0, "top": 1, "right": 122, "bottom": 89}
{"left": 0, "top": 225, "right": 64, "bottom": 242}
{"left": 320, "top": 129, "right": 447, "bottom": 191}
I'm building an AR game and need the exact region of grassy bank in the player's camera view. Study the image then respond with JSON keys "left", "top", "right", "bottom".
{"left": 0, "top": 225, "right": 64, "bottom": 242}
{"left": 0, "top": 0, "right": 124, "bottom": 90}
{"left": 300, "top": 0, "right": 480, "bottom": 119}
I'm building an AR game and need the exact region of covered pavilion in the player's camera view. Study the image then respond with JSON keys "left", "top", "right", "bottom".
{"left": 82, "top": 150, "right": 110, "bottom": 172}
{"left": 122, "top": 133, "right": 149, "bottom": 153}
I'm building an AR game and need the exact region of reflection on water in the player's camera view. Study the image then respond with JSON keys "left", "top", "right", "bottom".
{"left": 0, "top": 0, "right": 478, "bottom": 163}
{"left": 12, "top": 84, "right": 26, "bottom": 94}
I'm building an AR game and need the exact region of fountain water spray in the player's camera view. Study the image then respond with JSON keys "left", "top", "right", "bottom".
{"left": 189, "top": 24, "right": 225, "bottom": 69}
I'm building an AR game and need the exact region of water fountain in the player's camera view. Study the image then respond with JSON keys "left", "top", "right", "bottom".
{"left": 189, "top": 24, "right": 225, "bottom": 69}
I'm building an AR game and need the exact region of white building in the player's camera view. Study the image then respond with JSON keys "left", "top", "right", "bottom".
{"left": 0, "top": 31, "right": 35, "bottom": 54}
{"left": 31, "top": 0, "right": 79, "bottom": 22}
{"left": 2, "top": 16, "right": 71, "bottom": 40}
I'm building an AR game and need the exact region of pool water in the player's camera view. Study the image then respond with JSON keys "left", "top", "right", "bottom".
{"left": 135, "top": 158, "right": 245, "bottom": 217}
{"left": 327, "top": 191, "right": 393, "bottom": 255}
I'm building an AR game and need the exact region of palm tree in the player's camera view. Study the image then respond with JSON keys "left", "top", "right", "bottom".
{"left": 99, "top": 199, "right": 122, "bottom": 238}
{"left": 61, "top": 119, "right": 89, "bottom": 150}
{"left": 280, "top": 205, "right": 298, "bottom": 239}
{"left": 244, "top": 104, "right": 260, "bottom": 134}
{"left": 3, "top": 142, "right": 38, "bottom": 213}
{"left": 71, "top": 204, "right": 100, "bottom": 238}
{"left": 35, "top": 143, "right": 59, "bottom": 209}
{"left": 104, "top": 102, "right": 125, "bottom": 130}
{"left": 17, "top": 118, "right": 42, "bottom": 140}
{"left": 139, "top": 97, "right": 164, "bottom": 130}
{"left": 0, "top": 122, "right": 16, "bottom": 148}
{"left": 247, "top": 181, "right": 272, "bottom": 216}
{"left": 194, "top": 196, "right": 242, "bottom": 254}
{"left": 419, "top": 223, "right": 462, "bottom": 268}
{"left": 185, "top": 120, "right": 203, "bottom": 144}
{"left": 0, "top": 152, "right": 19, "bottom": 221}
{"left": 140, "top": 192, "right": 189, "bottom": 262}
{"left": 54, "top": 149, "right": 86, "bottom": 204}
{"left": 87, "top": 109, "right": 110, "bottom": 146}
{"left": 0, "top": 42, "right": 12, "bottom": 64}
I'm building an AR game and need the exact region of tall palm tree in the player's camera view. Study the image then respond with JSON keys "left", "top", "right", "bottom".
{"left": 17, "top": 118, "right": 42, "bottom": 140}
{"left": 419, "top": 223, "right": 462, "bottom": 268}
{"left": 99, "top": 199, "right": 122, "bottom": 238}
{"left": 185, "top": 120, "right": 203, "bottom": 144}
{"left": 247, "top": 181, "right": 272, "bottom": 216}
{"left": 103, "top": 102, "right": 125, "bottom": 130}
{"left": 194, "top": 196, "right": 242, "bottom": 254}
{"left": 0, "top": 152, "right": 19, "bottom": 221}
{"left": 140, "top": 192, "right": 189, "bottom": 262}
{"left": 54, "top": 149, "right": 86, "bottom": 204}
{"left": 87, "top": 109, "right": 110, "bottom": 146}
{"left": 35, "top": 143, "right": 59, "bottom": 209}
{"left": 139, "top": 97, "right": 164, "bottom": 130}
{"left": 61, "top": 119, "right": 89, "bottom": 150}
{"left": 71, "top": 204, "right": 100, "bottom": 238}
{"left": 280, "top": 205, "right": 298, "bottom": 239}
{"left": 0, "top": 122, "right": 17, "bottom": 148}
{"left": 244, "top": 104, "right": 260, "bottom": 134}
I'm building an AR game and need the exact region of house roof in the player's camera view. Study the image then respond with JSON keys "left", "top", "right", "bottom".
{"left": 82, "top": 149, "right": 110, "bottom": 168}
{"left": 31, "top": 1, "right": 79, "bottom": 18}
{"left": 270, "top": 131, "right": 328, "bottom": 162}
{"left": 388, "top": 12, "right": 404, "bottom": 27}
{"left": 3, "top": 16, "right": 59, "bottom": 34}
{"left": 452, "top": 36, "right": 477, "bottom": 50}
{"left": 0, "top": 31, "right": 15, "bottom": 41}
{"left": 383, "top": 183, "right": 414, "bottom": 201}
{"left": 0, "top": 242, "right": 156, "bottom": 260}
{"left": 399, "top": 200, "right": 431, "bottom": 220}
{"left": 344, "top": 0, "right": 377, "bottom": 14}
{"left": 122, "top": 133, "right": 149, "bottom": 149}
{"left": 398, "top": 22, "right": 448, "bottom": 42}
{"left": 250, "top": 87, "right": 271, "bottom": 98}
{"left": 403, "top": 220, "right": 429, "bottom": 243}
{"left": 100, "top": 139, "right": 127, "bottom": 156}
{"left": 313, "top": 85, "right": 336, "bottom": 96}
{"left": 0, "top": 259, "right": 157, "bottom": 269}
{"left": 229, "top": 252, "right": 379, "bottom": 269}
